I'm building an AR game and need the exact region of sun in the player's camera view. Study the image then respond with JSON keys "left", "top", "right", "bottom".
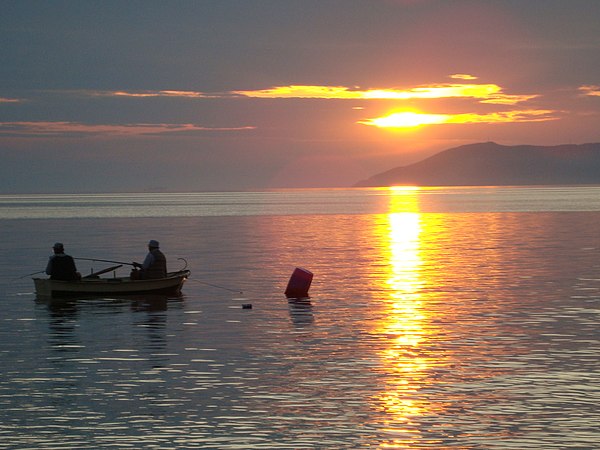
{"left": 359, "top": 111, "right": 448, "bottom": 129}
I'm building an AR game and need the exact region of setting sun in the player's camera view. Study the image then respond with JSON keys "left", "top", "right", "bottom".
{"left": 359, "top": 109, "right": 558, "bottom": 129}
{"left": 359, "top": 112, "right": 448, "bottom": 128}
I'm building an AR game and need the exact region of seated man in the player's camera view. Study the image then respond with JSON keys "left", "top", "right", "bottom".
{"left": 46, "top": 243, "right": 81, "bottom": 281}
{"left": 132, "top": 240, "right": 167, "bottom": 279}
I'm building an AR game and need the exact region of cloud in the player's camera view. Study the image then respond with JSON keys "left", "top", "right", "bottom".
{"left": 359, "top": 110, "right": 558, "bottom": 128}
{"left": 233, "top": 85, "right": 365, "bottom": 99}
{"left": 64, "top": 89, "right": 219, "bottom": 99}
{"left": 579, "top": 85, "right": 600, "bottom": 97}
{"left": 3, "top": 75, "right": 550, "bottom": 139}
{"left": 102, "top": 90, "right": 213, "bottom": 99}
{"left": 449, "top": 74, "right": 479, "bottom": 80}
{"left": 447, "top": 110, "right": 558, "bottom": 123}
{"left": 0, "top": 121, "right": 255, "bottom": 138}
{"left": 233, "top": 78, "right": 537, "bottom": 105}
{"left": 0, "top": 97, "right": 23, "bottom": 103}
{"left": 61, "top": 75, "right": 538, "bottom": 106}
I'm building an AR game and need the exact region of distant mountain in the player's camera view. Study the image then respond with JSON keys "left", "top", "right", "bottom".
{"left": 354, "top": 142, "right": 600, "bottom": 187}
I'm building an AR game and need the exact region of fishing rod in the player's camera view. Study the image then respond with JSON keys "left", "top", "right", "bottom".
{"left": 76, "top": 257, "right": 240, "bottom": 293}
{"left": 75, "top": 257, "right": 135, "bottom": 266}
{"left": 12, "top": 270, "right": 46, "bottom": 281}
{"left": 14, "top": 260, "right": 133, "bottom": 281}
{"left": 75, "top": 257, "right": 189, "bottom": 270}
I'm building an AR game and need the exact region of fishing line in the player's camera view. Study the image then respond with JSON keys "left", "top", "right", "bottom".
{"left": 186, "top": 279, "right": 243, "bottom": 294}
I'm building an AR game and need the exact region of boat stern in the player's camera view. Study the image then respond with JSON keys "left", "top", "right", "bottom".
{"left": 32, "top": 278, "right": 52, "bottom": 297}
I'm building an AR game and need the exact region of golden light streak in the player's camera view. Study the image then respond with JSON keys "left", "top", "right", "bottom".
{"left": 370, "top": 188, "right": 449, "bottom": 447}
{"left": 370, "top": 189, "right": 430, "bottom": 445}
{"left": 359, "top": 109, "right": 558, "bottom": 128}
{"left": 378, "top": 209, "right": 426, "bottom": 413}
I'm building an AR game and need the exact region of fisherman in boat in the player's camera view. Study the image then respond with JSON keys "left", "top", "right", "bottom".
{"left": 131, "top": 240, "right": 167, "bottom": 280}
{"left": 46, "top": 242, "right": 81, "bottom": 281}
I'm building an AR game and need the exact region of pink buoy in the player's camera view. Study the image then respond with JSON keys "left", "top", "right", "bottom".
{"left": 285, "top": 267, "right": 313, "bottom": 298}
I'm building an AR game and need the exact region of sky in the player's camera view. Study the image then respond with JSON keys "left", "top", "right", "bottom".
{"left": 1, "top": 0, "right": 600, "bottom": 193}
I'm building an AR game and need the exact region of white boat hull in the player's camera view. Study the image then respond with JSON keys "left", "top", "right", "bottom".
{"left": 33, "top": 270, "right": 190, "bottom": 297}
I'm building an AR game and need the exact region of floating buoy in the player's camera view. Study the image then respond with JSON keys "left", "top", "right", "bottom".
{"left": 285, "top": 267, "right": 313, "bottom": 298}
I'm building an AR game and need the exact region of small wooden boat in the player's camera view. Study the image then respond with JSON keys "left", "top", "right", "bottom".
{"left": 33, "top": 269, "right": 191, "bottom": 298}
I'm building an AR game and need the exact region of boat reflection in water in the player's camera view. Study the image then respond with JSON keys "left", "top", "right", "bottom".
{"left": 371, "top": 187, "right": 446, "bottom": 447}
{"left": 37, "top": 293, "right": 185, "bottom": 368}
{"left": 36, "top": 292, "right": 184, "bottom": 310}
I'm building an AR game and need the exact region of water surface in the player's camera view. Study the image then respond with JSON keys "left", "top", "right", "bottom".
{"left": 1, "top": 187, "right": 599, "bottom": 448}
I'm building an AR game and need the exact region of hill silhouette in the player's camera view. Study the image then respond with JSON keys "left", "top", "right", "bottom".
{"left": 355, "top": 142, "right": 600, "bottom": 187}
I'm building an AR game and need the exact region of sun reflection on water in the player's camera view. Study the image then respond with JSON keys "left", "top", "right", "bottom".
{"left": 372, "top": 187, "right": 444, "bottom": 447}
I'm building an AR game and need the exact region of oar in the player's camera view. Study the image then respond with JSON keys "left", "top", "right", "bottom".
{"left": 75, "top": 257, "right": 136, "bottom": 266}
{"left": 82, "top": 265, "right": 123, "bottom": 279}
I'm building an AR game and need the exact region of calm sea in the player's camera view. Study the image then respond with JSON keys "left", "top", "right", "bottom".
{"left": 1, "top": 187, "right": 600, "bottom": 449}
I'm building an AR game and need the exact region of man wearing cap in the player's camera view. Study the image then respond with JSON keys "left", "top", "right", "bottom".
{"left": 46, "top": 243, "right": 81, "bottom": 281}
{"left": 133, "top": 240, "right": 167, "bottom": 279}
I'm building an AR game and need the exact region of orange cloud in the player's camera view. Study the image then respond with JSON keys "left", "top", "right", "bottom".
{"left": 447, "top": 110, "right": 558, "bottom": 123}
{"left": 449, "top": 73, "right": 479, "bottom": 80}
{"left": 233, "top": 85, "right": 365, "bottom": 99}
{"left": 0, "top": 121, "right": 255, "bottom": 138}
{"left": 70, "top": 76, "right": 537, "bottom": 106}
{"left": 233, "top": 75, "right": 537, "bottom": 105}
{"left": 0, "top": 97, "right": 22, "bottom": 103}
{"left": 579, "top": 85, "right": 600, "bottom": 97}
